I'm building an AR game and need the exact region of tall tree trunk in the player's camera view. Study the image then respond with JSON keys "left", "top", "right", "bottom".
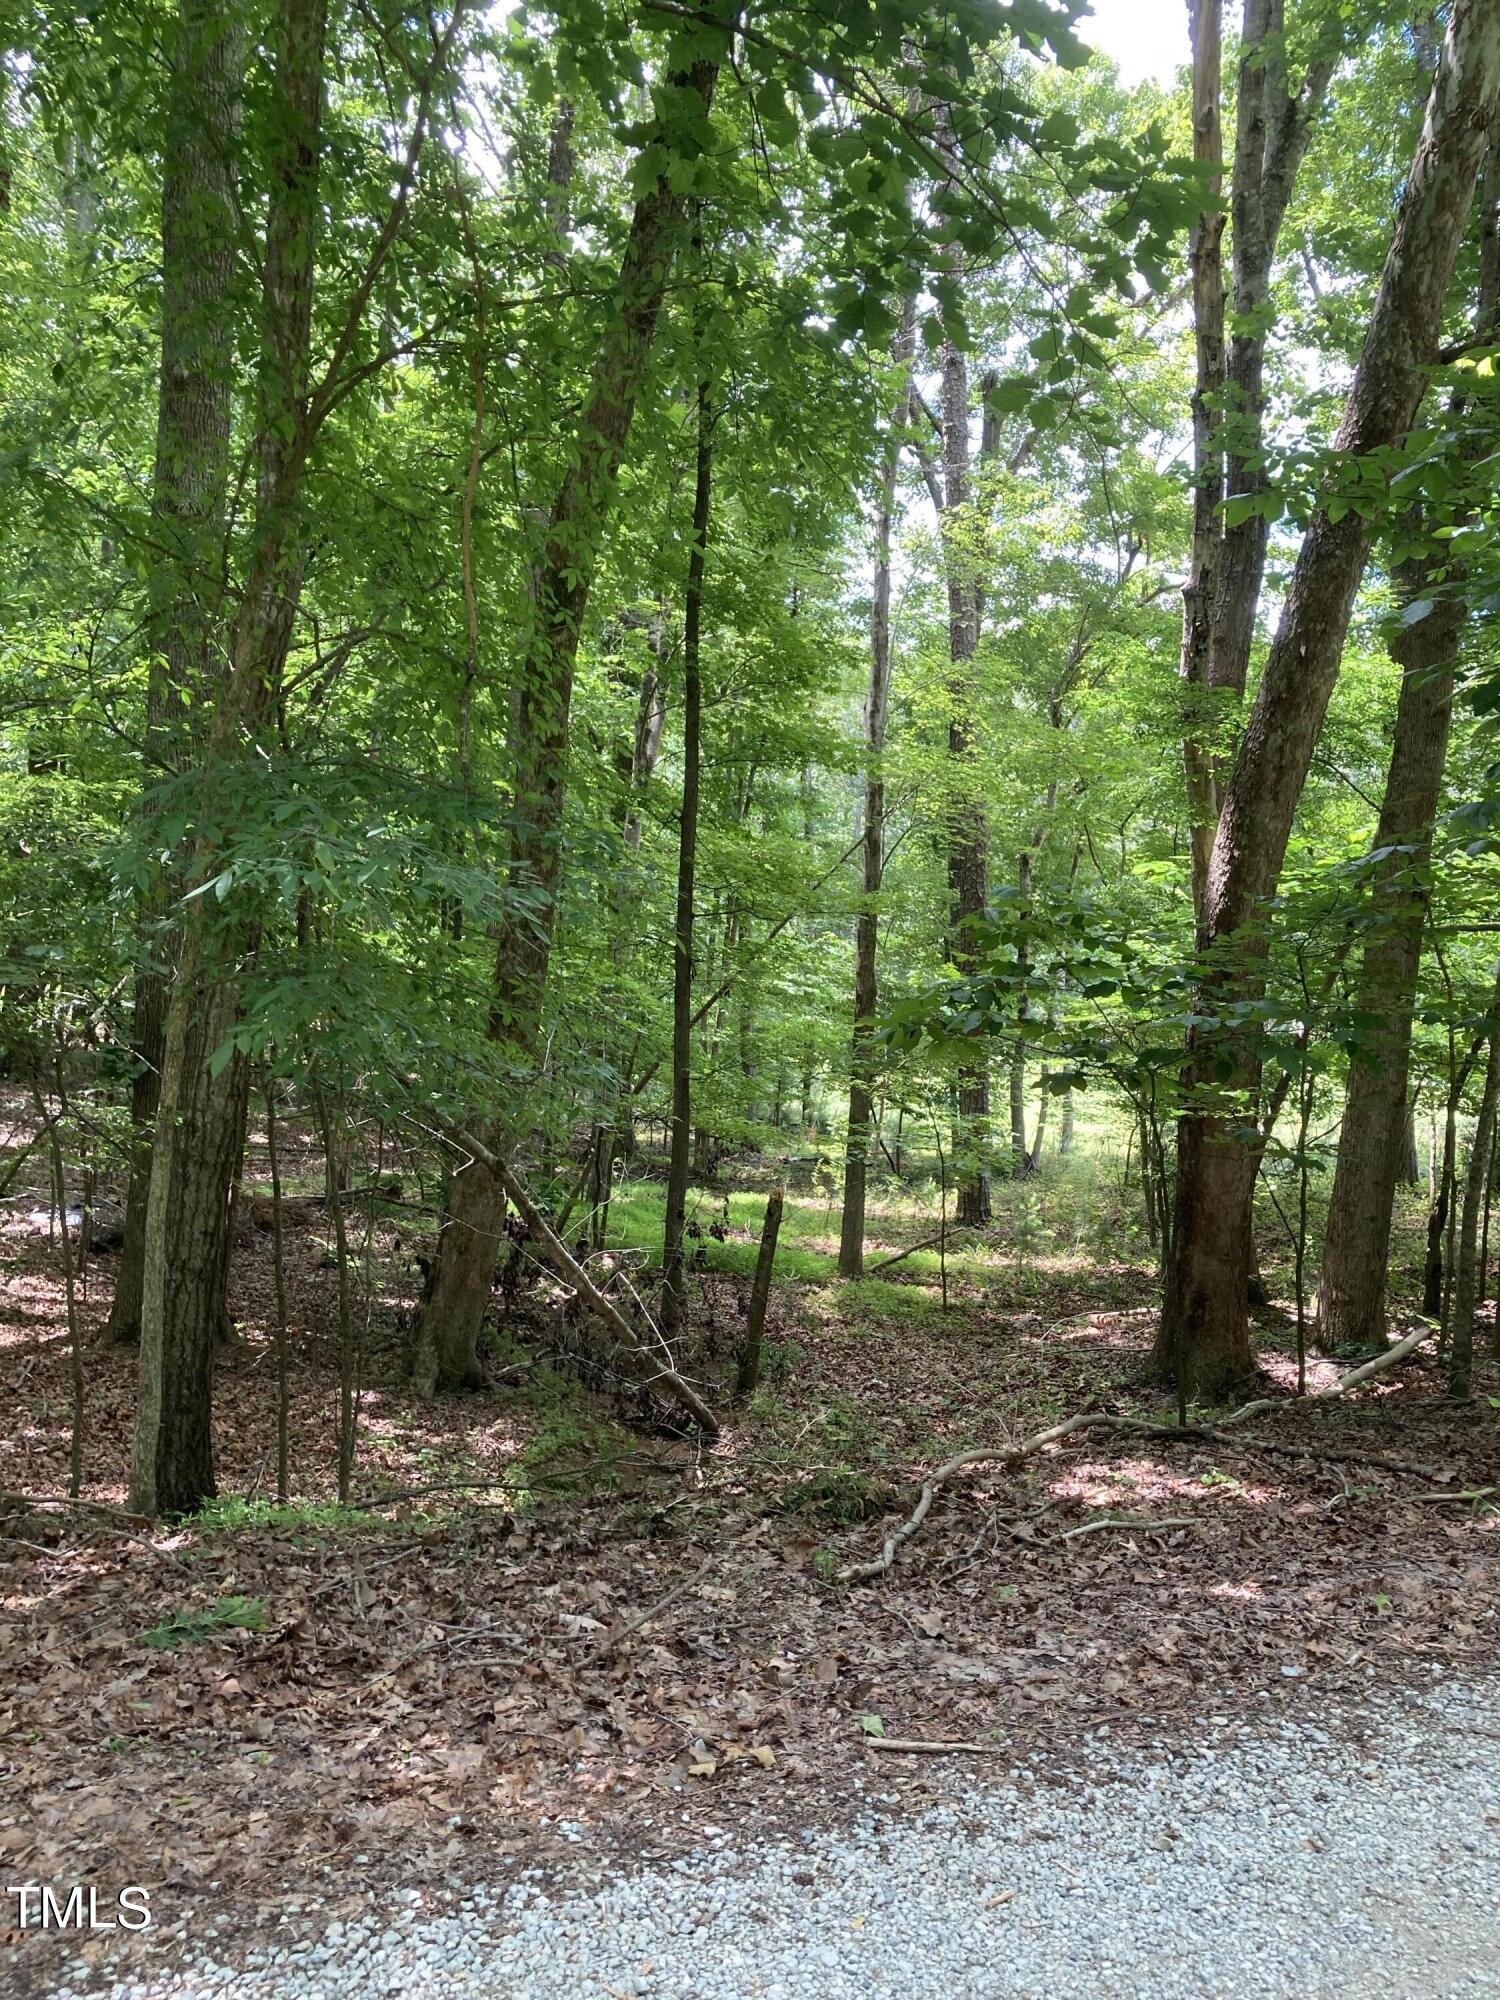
{"left": 1181, "top": 0, "right": 1337, "bottom": 922}
{"left": 106, "top": 0, "right": 243, "bottom": 1347}
{"left": 132, "top": 0, "right": 332, "bottom": 1514}
{"left": 1449, "top": 973, "right": 1500, "bottom": 1398}
{"left": 661, "top": 373, "right": 713, "bottom": 1336}
{"left": 1398, "top": 1102, "right": 1421, "bottom": 1186}
{"left": 840, "top": 304, "right": 915, "bottom": 1278}
{"left": 1317, "top": 126, "right": 1499, "bottom": 1350}
{"left": 1155, "top": 0, "right": 1500, "bottom": 1401}
{"left": 413, "top": 44, "right": 723, "bottom": 1392}
{"left": 1179, "top": 0, "right": 1226, "bottom": 924}
{"left": 937, "top": 295, "right": 989, "bottom": 1217}
{"left": 1425, "top": 1074, "right": 1462, "bottom": 1320}
{"left": 1315, "top": 586, "right": 1462, "bottom": 1347}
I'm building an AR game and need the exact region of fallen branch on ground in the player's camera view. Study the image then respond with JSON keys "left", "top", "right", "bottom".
{"left": 865, "top": 1229, "right": 954, "bottom": 1277}
{"left": 839, "top": 1328, "right": 1430, "bottom": 1581}
{"left": 864, "top": 1737, "right": 1006, "bottom": 1755}
{"left": 586, "top": 1552, "right": 717, "bottom": 1661}
{"left": 1059, "top": 1514, "right": 1198, "bottom": 1539}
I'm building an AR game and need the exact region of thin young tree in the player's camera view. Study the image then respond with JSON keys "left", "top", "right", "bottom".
{"left": 660, "top": 368, "right": 715, "bottom": 1338}
{"left": 839, "top": 302, "right": 917, "bottom": 1278}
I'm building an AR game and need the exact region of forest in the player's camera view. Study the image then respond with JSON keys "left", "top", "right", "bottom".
{"left": 2, "top": 0, "right": 1499, "bottom": 1993}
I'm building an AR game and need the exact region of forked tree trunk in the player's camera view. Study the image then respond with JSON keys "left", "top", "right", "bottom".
{"left": 840, "top": 305, "right": 916, "bottom": 1277}
{"left": 414, "top": 42, "right": 723, "bottom": 1391}
{"left": 107, "top": 0, "right": 243, "bottom": 1346}
{"left": 1156, "top": 0, "right": 1500, "bottom": 1401}
{"left": 1181, "top": 0, "right": 1337, "bottom": 922}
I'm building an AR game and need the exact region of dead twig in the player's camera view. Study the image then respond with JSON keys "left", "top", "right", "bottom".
{"left": 586, "top": 1552, "right": 717, "bottom": 1661}
{"left": 1059, "top": 1514, "right": 1198, "bottom": 1540}
{"left": 840, "top": 1328, "right": 1430, "bottom": 1581}
{"left": 863, "top": 1737, "right": 1005, "bottom": 1755}
{"left": 865, "top": 1228, "right": 954, "bottom": 1277}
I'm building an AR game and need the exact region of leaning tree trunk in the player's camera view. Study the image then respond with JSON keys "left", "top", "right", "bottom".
{"left": 1317, "top": 126, "right": 1499, "bottom": 1350}
{"left": 840, "top": 304, "right": 916, "bottom": 1278}
{"left": 106, "top": 0, "right": 242, "bottom": 1346}
{"left": 1155, "top": 0, "right": 1500, "bottom": 1401}
{"left": 660, "top": 373, "right": 713, "bottom": 1336}
{"left": 414, "top": 43, "right": 723, "bottom": 1392}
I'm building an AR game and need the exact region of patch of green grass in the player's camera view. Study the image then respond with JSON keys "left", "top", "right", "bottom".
{"left": 189, "top": 1496, "right": 380, "bottom": 1537}
{"left": 136, "top": 1594, "right": 267, "bottom": 1651}
{"left": 600, "top": 1183, "right": 838, "bottom": 1281}
{"left": 831, "top": 1276, "right": 950, "bottom": 1323}
{"left": 512, "top": 1367, "right": 635, "bottom": 1502}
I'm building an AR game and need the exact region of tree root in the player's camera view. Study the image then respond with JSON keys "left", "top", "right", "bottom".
{"left": 838, "top": 1328, "right": 1429, "bottom": 1581}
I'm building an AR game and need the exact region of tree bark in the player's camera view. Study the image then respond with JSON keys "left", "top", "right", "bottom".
{"left": 414, "top": 43, "right": 723, "bottom": 1391}
{"left": 1449, "top": 973, "right": 1500, "bottom": 1398}
{"left": 1317, "top": 126, "right": 1499, "bottom": 1350}
{"left": 1179, "top": 0, "right": 1226, "bottom": 925}
{"left": 840, "top": 304, "right": 916, "bottom": 1277}
{"left": 735, "top": 1186, "right": 783, "bottom": 1402}
{"left": 939, "top": 327, "right": 989, "bottom": 1218}
{"left": 1156, "top": 0, "right": 1500, "bottom": 1401}
{"left": 107, "top": 0, "right": 243, "bottom": 1347}
{"left": 131, "top": 0, "right": 332, "bottom": 1515}
{"left": 1315, "top": 588, "right": 1462, "bottom": 1347}
{"left": 661, "top": 372, "right": 713, "bottom": 1336}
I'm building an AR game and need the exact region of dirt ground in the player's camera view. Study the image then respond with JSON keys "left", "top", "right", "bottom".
{"left": 2, "top": 1151, "right": 1497, "bottom": 1993}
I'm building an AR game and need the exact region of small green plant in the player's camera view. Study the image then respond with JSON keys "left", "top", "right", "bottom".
{"left": 512, "top": 1367, "right": 634, "bottom": 1502}
{"left": 1010, "top": 1185, "right": 1053, "bottom": 1273}
{"left": 811, "top": 1549, "right": 838, "bottom": 1579}
{"left": 782, "top": 1468, "right": 888, "bottom": 1522}
{"left": 758, "top": 1336, "right": 807, "bottom": 1384}
{"left": 1198, "top": 1466, "right": 1243, "bottom": 1491}
{"left": 190, "top": 1496, "right": 379, "bottom": 1537}
{"left": 136, "top": 1595, "right": 267, "bottom": 1651}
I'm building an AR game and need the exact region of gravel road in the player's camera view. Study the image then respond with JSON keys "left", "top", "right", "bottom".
{"left": 66, "top": 1669, "right": 1500, "bottom": 2000}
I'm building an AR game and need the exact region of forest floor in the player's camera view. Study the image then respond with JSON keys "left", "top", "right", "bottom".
{"left": 2, "top": 1132, "right": 1498, "bottom": 1993}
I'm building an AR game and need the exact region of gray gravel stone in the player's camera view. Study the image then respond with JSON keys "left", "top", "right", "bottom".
{"left": 81, "top": 1674, "right": 1500, "bottom": 1999}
